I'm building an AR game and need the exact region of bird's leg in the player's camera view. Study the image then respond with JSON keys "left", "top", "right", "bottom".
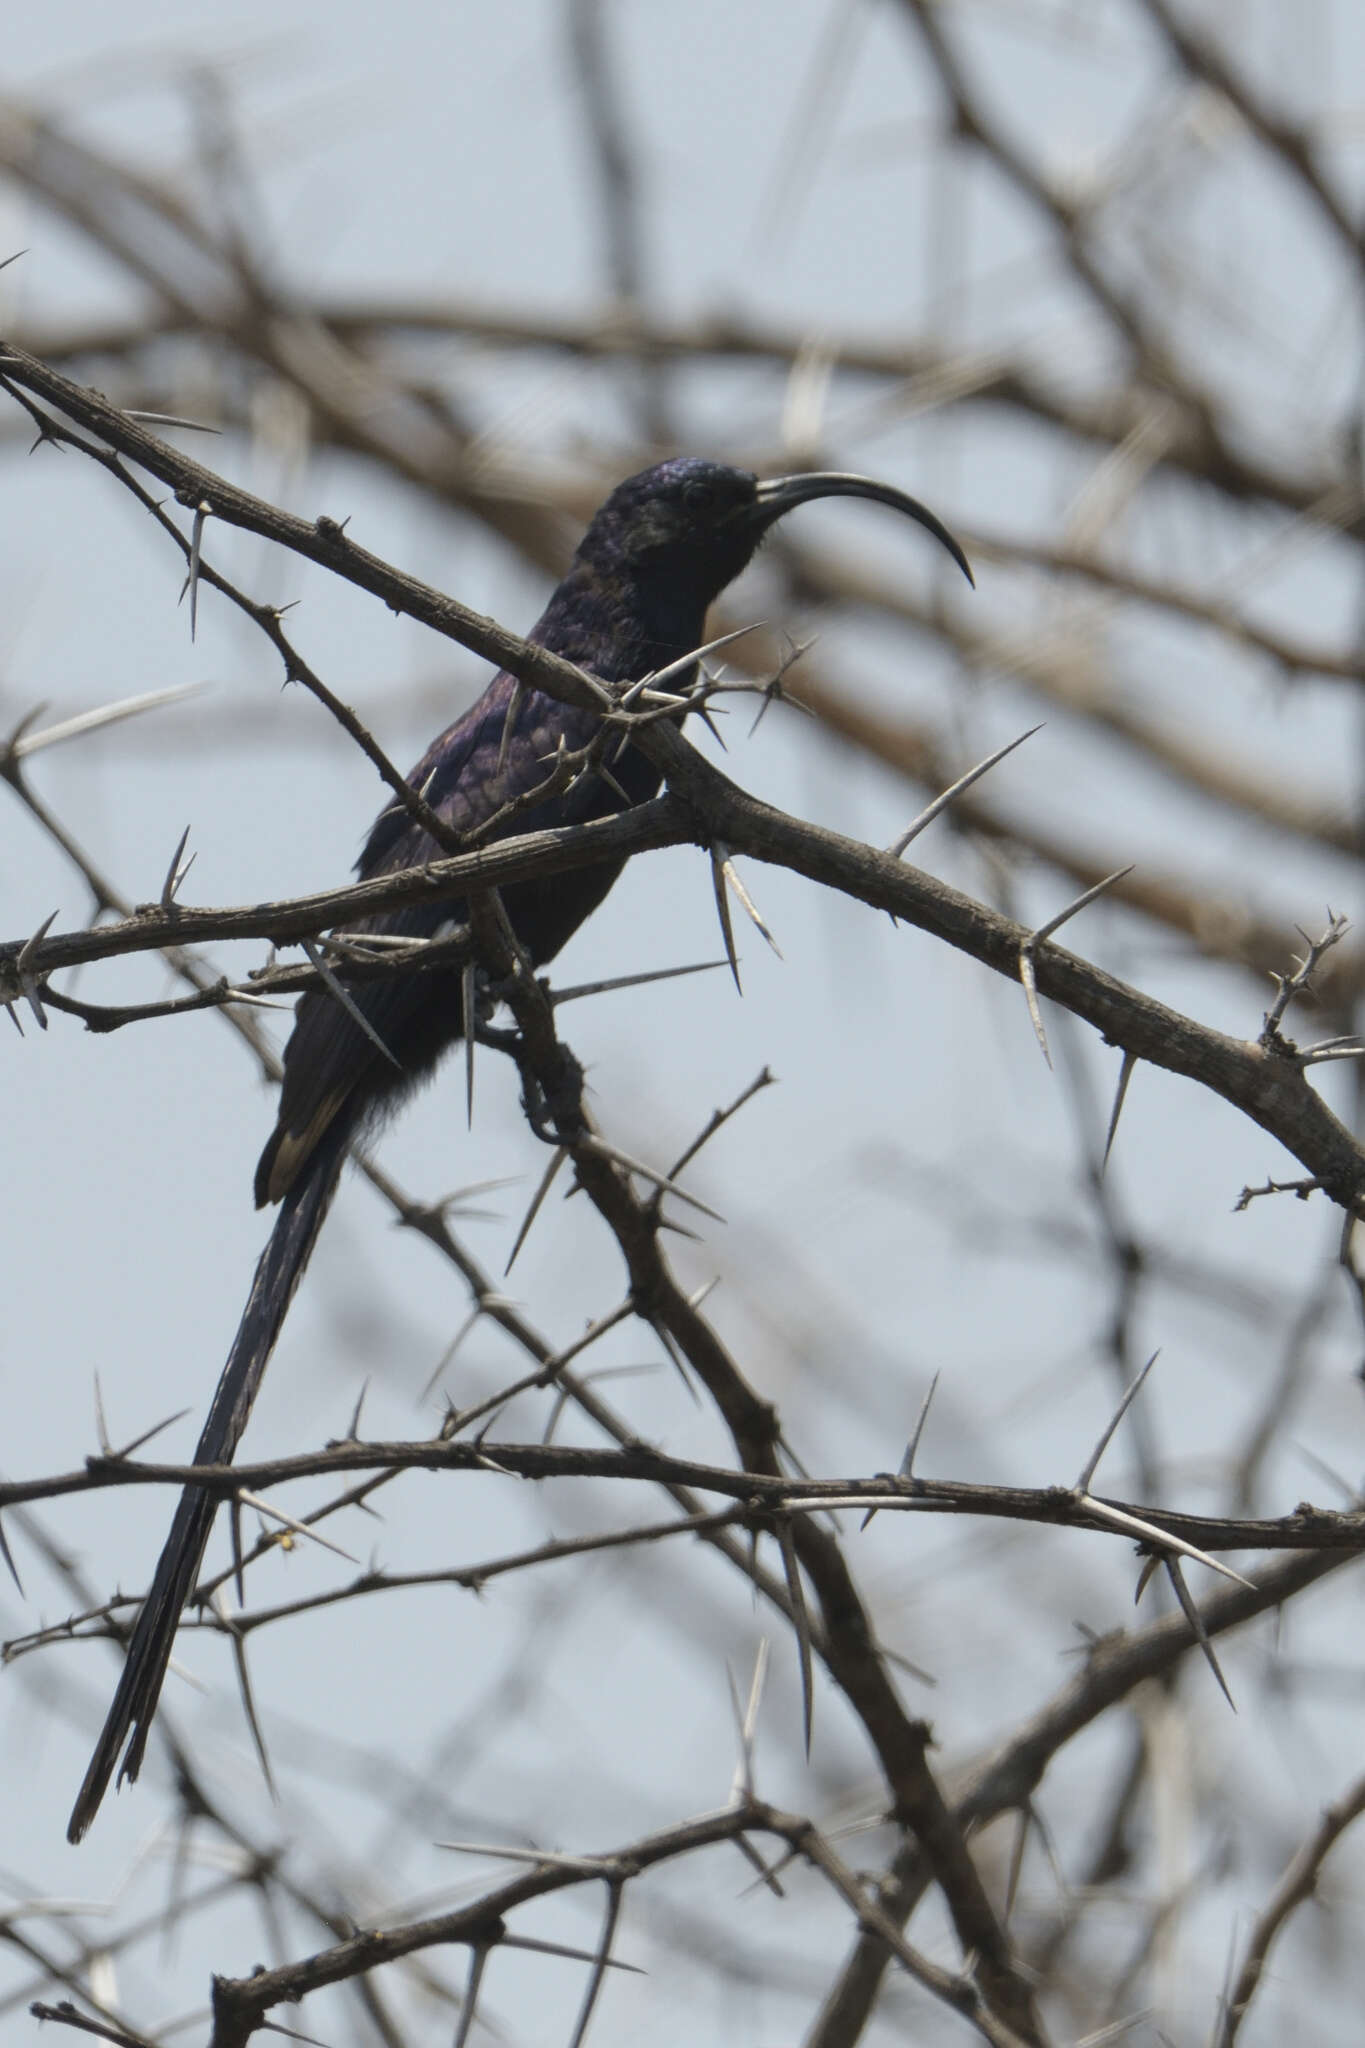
{"left": 517, "top": 1067, "right": 558, "bottom": 1143}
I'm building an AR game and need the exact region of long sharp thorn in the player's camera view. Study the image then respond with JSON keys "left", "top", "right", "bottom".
{"left": 723, "top": 858, "right": 781, "bottom": 956}
{"left": 725, "top": 1664, "right": 748, "bottom": 1798}
{"left": 696, "top": 701, "right": 728, "bottom": 750}
{"left": 642, "top": 622, "right": 766, "bottom": 696}
{"left": 216, "top": 1591, "right": 278, "bottom": 1799}
{"left": 462, "top": 961, "right": 477, "bottom": 1128}
{"left": 420, "top": 1307, "right": 482, "bottom": 1403}
{"left": 542, "top": 1385, "right": 572, "bottom": 1443}
{"left": 733, "top": 1833, "right": 787, "bottom": 1896}
{"left": 883, "top": 1643, "right": 936, "bottom": 1686}
{"left": 123, "top": 410, "right": 222, "bottom": 435}
{"left": 777, "top": 1521, "right": 814, "bottom": 1757}
{"left": 863, "top": 1371, "right": 939, "bottom": 1529}
{"left": 14, "top": 682, "right": 207, "bottom": 760}
{"left": 236, "top": 1488, "right": 359, "bottom": 1564}
{"left": 903, "top": 1370, "right": 940, "bottom": 1480}
{"left": 655, "top": 1213, "right": 704, "bottom": 1241}
{"left": 1019, "top": 867, "right": 1135, "bottom": 1067}
{"left": 17, "top": 909, "right": 58, "bottom": 978}
{"left": 667, "top": 1066, "right": 775, "bottom": 1182}
{"left": 1293, "top": 1442, "right": 1359, "bottom": 1505}
{"left": 728, "top": 1637, "right": 771, "bottom": 1802}
{"left": 656, "top": 1322, "right": 702, "bottom": 1405}
{"left": 505, "top": 1146, "right": 568, "bottom": 1275}
{"left": 1134, "top": 1553, "right": 1162, "bottom": 1604}
{"left": 4, "top": 700, "right": 50, "bottom": 754}
{"left": 1078, "top": 1495, "right": 1254, "bottom": 1588}
{"left": 302, "top": 939, "right": 400, "bottom": 1068}
{"left": 110, "top": 1406, "right": 192, "bottom": 1461}
{"left": 1074, "top": 2014, "right": 1155, "bottom": 2048}
{"left": 1102, "top": 1050, "right": 1137, "bottom": 1174}
{"left": 0, "top": 1511, "right": 21, "bottom": 1594}
{"left": 551, "top": 957, "right": 729, "bottom": 1005}
{"left": 1075, "top": 1351, "right": 1161, "bottom": 1495}
{"left": 1298, "top": 1037, "right": 1365, "bottom": 1066}
{"left": 18, "top": 909, "right": 56, "bottom": 1030}
{"left": 743, "top": 1636, "right": 770, "bottom": 1752}
{"left": 711, "top": 846, "right": 742, "bottom": 993}
{"left": 188, "top": 502, "right": 210, "bottom": 641}
{"left": 437, "top": 1840, "right": 609, "bottom": 1871}
{"left": 1164, "top": 1556, "right": 1236, "bottom": 1710}
{"left": 565, "top": 1882, "right": 624, "bottom": 2048}
{"left": 1003, "top": 1807, "right": 1030, "bottom": 1927}
{"left": 890, "top": 724, "right": 1044, "bottom": 857}
{"left": 160, "top": 825, "right": 193, "bottom": 907}
{"left": 452, "top": 1944, "right": 490, "bottom": 2048}
{"left": 1027, "top": 1799, "right": 1068, "bottom": 1900}
{"left": 1032, "top": 864, "right": 1135, "bottom": 948}
{"left": 1018, "top": 944, "right": 1051, "bottom": 1068}
{"left": 597, "top": 758, "right": 633, "bottom": 805}
{"left": 225, "top": 988, "right": 291, "bottom": 1012}
{"left": 93, "top": 1373, "right": 112, "bottom": 1458}
{"left": 231, "top": 1494, "right": 246, "bottom": 1604}
{"left": 583, "top": 1135, "right": 725, "bottom": 1220}
{"left": 500, "top": 1931, "right": 643, "bottom": 1971}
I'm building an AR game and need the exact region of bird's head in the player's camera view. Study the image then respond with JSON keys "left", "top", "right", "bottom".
{"left": 577, "top": 455, "right": 973, "bottom": 615}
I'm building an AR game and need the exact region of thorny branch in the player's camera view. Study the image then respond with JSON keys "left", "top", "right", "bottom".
{"left": 4, "top": 346, "right": 1365, "bottom": 1227}
{"left": 4, "top": 1438, "right": 1365, "bottom": 1568}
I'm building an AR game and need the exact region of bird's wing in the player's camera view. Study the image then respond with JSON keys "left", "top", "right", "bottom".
{"left": 256, "top": 673, "right": 613, "bottom": 1204}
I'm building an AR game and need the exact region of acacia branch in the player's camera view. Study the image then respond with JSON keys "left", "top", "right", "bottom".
{"left": 4, "top": 341, "right": 1365, "bottom": 1225}
{"left": 205, "top": 1798, "right": 1024, "bottom": 2048}
{"left": 4, "top": 1437, "right": 1363, "bottom": 1556}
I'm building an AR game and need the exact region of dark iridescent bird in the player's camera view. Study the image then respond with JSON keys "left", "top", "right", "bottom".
{"left": 68, "top": 456, "right": 972, "bottom": 1840}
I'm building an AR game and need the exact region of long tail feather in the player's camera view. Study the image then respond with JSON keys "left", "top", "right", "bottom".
{"left": 67, "top": 1126, "right": 348, "bottom": 1842}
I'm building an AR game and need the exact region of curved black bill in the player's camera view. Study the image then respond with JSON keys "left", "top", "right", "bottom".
{"left": 751, "top": 471, "right": 974, "bottom": 587}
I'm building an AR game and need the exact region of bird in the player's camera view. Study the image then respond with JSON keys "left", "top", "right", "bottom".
{"left": 68, "top": 456, "right": 971, "bottom": 1841}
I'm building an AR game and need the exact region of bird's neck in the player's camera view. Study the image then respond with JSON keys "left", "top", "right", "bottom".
{"left": 537, "top": 556, "right": 712, "bottom": 684}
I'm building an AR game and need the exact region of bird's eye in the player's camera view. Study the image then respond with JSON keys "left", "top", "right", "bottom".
{"left": 682, "top": 476, "right": 716, "bottom": 509}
